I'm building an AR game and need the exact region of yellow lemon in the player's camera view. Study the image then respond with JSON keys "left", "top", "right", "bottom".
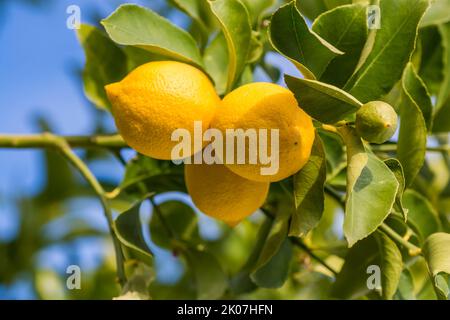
{"left": 211, "top": 82, "right": 315, "bottom": 182}
{"left": 105, "top": 61, "right": 219, "bottom": 160}
{"left": 185, "top": 163, "right": 270, "bottom": 226}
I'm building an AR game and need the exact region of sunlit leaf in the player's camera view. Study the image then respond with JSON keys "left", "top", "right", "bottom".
{"left": 102, "top": 4, "right": 204, "bottom": 68}
{"left": 269, "top": 1, "right": 343, "bottom": 79}
{"left": 77, "top": 24, "right": 127, "bottom": 111}
{"left": 345, "top": 0, "right": 430, "bottom": 102}
{"left": 290, "top": 133, "right": 326, "bottom": 237}
{"left": 285, "top": 75, "right": 362, "bottom": 124}
{"left": 208, "top": 0, "right": 252, "bottom": 92}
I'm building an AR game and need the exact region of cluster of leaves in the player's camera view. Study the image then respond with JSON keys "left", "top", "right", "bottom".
{"left": 72, "top": 0, "right": 450, "bottom": 299}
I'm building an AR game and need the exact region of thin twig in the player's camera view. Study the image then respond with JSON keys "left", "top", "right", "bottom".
{"left": 379, "top": 223, "right": 422, "bottom": 256}
{"left": 0, "top": 133, "right": 126, "bottom": 149}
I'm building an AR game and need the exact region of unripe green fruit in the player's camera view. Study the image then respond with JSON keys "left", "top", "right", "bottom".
{"left": 355, "top": 101, "right": 398, "bottom": 144}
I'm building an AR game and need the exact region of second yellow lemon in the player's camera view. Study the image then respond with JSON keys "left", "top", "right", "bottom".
{"left": 105, "top": 61, "right": 219, "bottom": 160}
{"left": 212, "top": 82, "right": 315, "bottom": 182}
{"left": 185, "top": 163, "right": 270, "bottom": 226}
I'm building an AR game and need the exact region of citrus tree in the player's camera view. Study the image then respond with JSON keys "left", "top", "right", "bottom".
{"left": 1, "top": 0, "right": 450, "bottom": 300}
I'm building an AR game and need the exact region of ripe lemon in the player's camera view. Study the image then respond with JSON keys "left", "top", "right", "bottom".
{"left": 185, "top": 163, "right": 270, "bottom": 226}
{"left": 105, "top": 61, "right": 219, "bottom": 160}
{"left": 211, "top": 82, "right": 315, "bottom": 182}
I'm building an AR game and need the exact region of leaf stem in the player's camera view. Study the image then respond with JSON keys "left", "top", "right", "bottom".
{"left": 379, "top": 223, "right": 422, "bottom": 256}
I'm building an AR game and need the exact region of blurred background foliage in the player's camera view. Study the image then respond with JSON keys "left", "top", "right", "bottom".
{"left": 0, "top": 0, "right": 449, "bottom": 300}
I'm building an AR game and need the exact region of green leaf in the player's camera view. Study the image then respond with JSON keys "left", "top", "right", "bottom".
{"left": 250, "top": 238, "right": 293, "bottom": 288}
{"left": 433, "top": 23, "right": 450, "bottom": 132}
{"left": 171, "top": 0, "right": 213, "bottom": 33}
{"left": 339, "top": 127, "right": 399, "bottom": 247}
{"left": 204, "top": 32, "right": 228, "bottom": 95}
{"left": 240, "top": 0, "right": 275, "bottom": 25}
{"left": 285, "top": 75, "right": 362, "bottom": 124}
{"left": 115, "top": 202, "right": 153, "bottom": 257}
{"left": 184, "top": 248, "right": 228, "bottom": 299}
{"left": 208, "top": 0, "right": 252, "bottom": 92}
{"left": 76, "top": 24, "right": 127, "bottom": 111}
{"left": 150, "top": 200, "right": 200, "bottom": 249}
{"left": 101, "top": 4, "right": 203, "bottom": 68}
{"left": 253, "top": 202, "right": 292, "bottom": 270}
{"left": 397, "top": 64, "right": 428, "bottom": 187}
{"left": 420, "top": 0, "right": 450, "bottom": 27}
{"left": 312, "top": 3, "right": 368, "bottom": 87}
{"left": 269, "top": 1, "right": 343, "bottom": 80}
{"left": 331, "top": 235, "right": 379, "bottom": 299}
{"left": 402, "top": 63, "right": 433, "bottom": 130}
{"left": 345, "top": 0, "right": 430, "bottom": 102}
{"left": 394, "top": 269, "right": 416, "bottom": 300}
{"left": 384, "top": 158, "right": 408, "bottom": 220}
{"left": 404, "top": 190, "right": 441, "bottom": 242}
{"left": 423, "top": 233, "right": 450, "bottom": 300}
{"left": 230, "top": 218, "right": 272, "bottom": 294}
{"left": 297, "top": 0, "right": 352, "bottom": 21}
{"left": 376, "top": 231, "right": 403, "bottom": 300}
{"left": 290, "top": 133, "right": 327, "bottom": 237}
{"left": 318, "top": 130, "right": 346, "bottom": 177}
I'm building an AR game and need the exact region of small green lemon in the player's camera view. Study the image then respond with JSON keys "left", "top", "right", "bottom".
{"left": 355, "top": 101, "right": 398, "bottom": 144}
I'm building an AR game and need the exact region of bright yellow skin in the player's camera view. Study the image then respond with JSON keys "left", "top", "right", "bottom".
{"left": 211, "top": 82, "right": 315, "bottom": 182}
{"left": 185, "top": 163, "right": 270, "bottom": 226}
{"left": 105, "top": 61, "right": 219, "bottom": 160}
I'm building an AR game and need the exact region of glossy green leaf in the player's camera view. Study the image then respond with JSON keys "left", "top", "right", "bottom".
{"left": 402, "top": 63, "right": 433, "bottom": 130}
{"left": 384, "top": 158, "right": 408, "bottom": 220}
{"left": 433, "top": 23, "right": 450, "bottom": 132}
{"left": 285, "top": 75, "right": 362, "bottom": 124}
{"left": 345, "top": 0, "right": 430, "bottom": 102}
{"left": 101, "top": 4, "right": 203, "bottom": 68}
{"left": 77, "top": 24, "right": 127, "bottom": 111}
{"left": 208, "top": 0, "right": 252, "bottom": 92}
{"left": 423, "top": 232, "right": 450, "bottom": 300}
{"left": 420, "top": 0, "right": 450, "bottom": 27}
{"left": 339, "top": 127, "right": 399, "bottom": 247}
{"left": 312, "top": 3, "right": 368, "bottom": 87}
{"left": 115, "top": 202, "right": 153, "bottom": 257}
{"left": 184, "top": 248, "right": 228, "bottom": 299}
{"left": 250, "top": 238, "right": 293, "bottom": 288}
{"left": 404, "top": 190, "right": 441, "bottom": 242}
{"left": 376, "top": 231, "right": 403, "bottom": 300}
{"left": 204, "top": 32, "right": 229, "bottom": 95}
{"left": 150, "top": 200, "right": 200, "bottom": 249}
{"left": 397, "top": 64, "right": 428, "bottom": 187}
{"left": 290, "top": 133, "right": 326, "bottom": 237}
{"left": 269, "top": 1, "right": 343, "bottom": 80}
